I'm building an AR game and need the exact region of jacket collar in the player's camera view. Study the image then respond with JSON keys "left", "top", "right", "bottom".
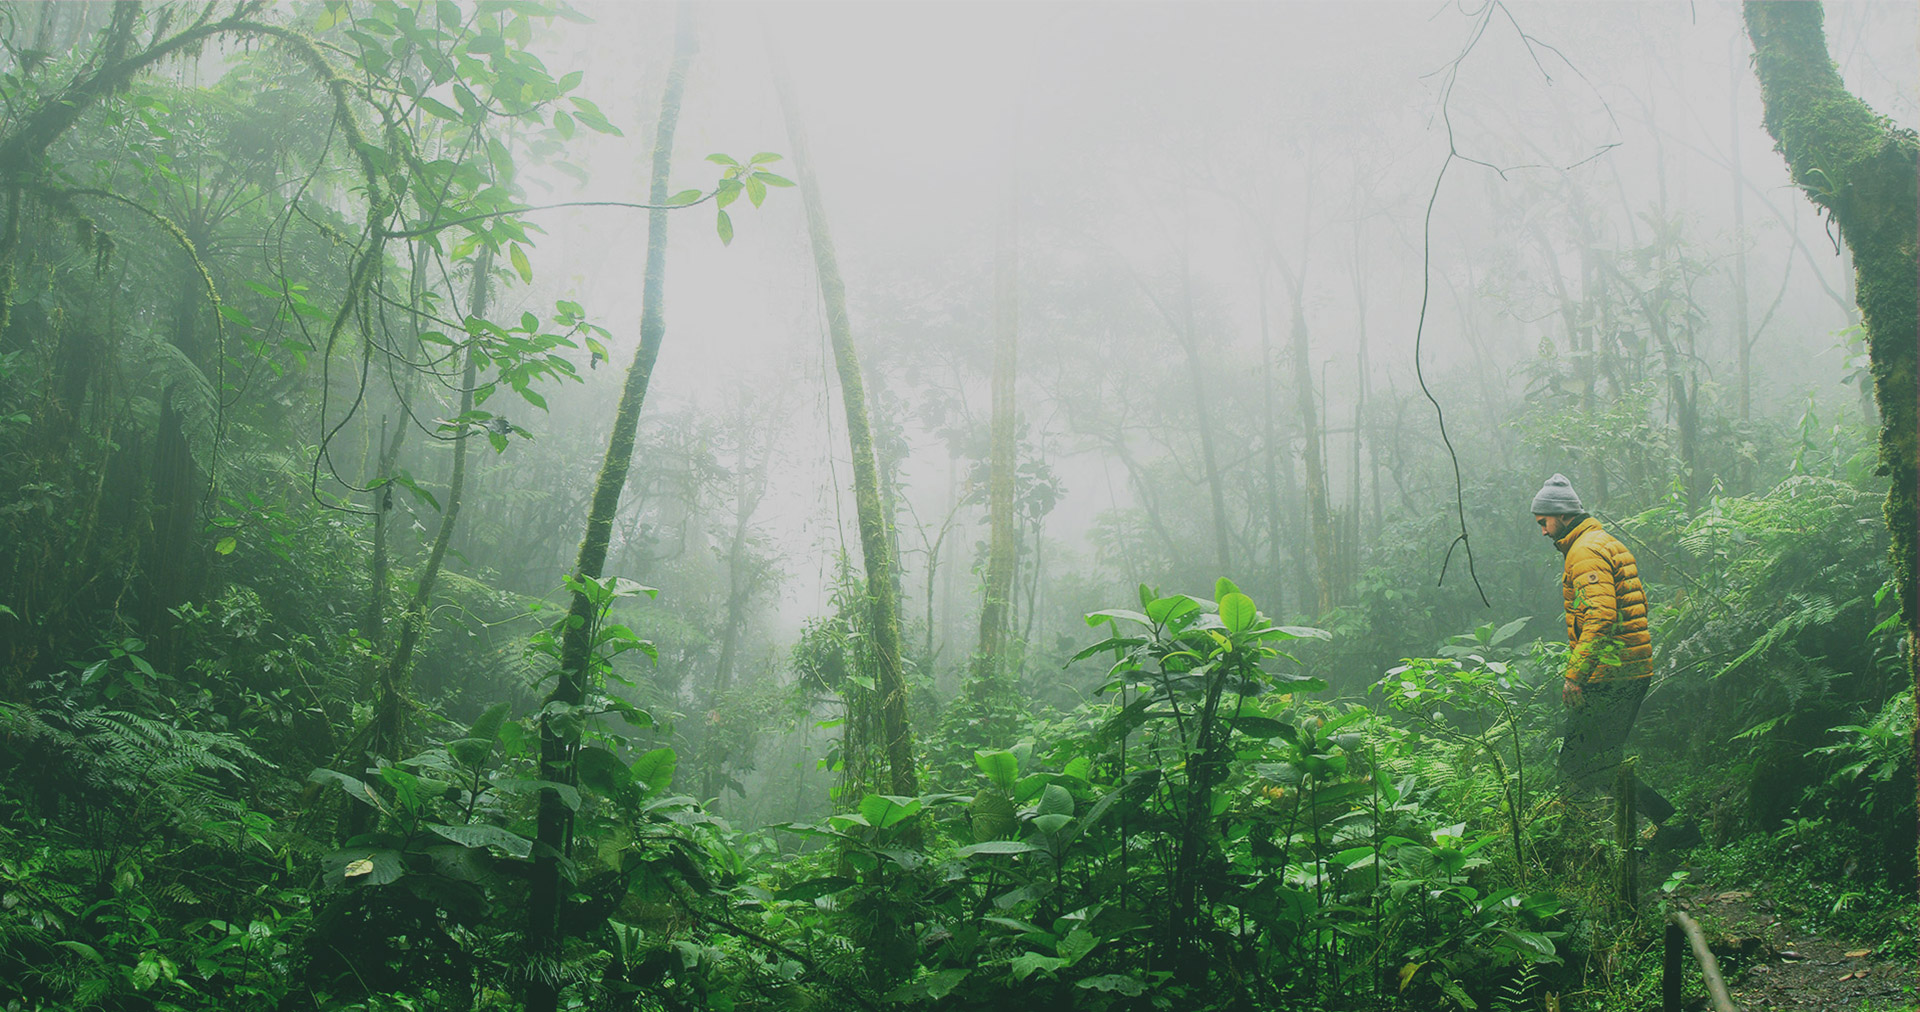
{"left": 1554, "top": 516, "right": 1602, "bottom": 555}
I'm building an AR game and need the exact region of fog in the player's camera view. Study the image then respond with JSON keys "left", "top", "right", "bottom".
{"left": 485, "top": 1, "right": 1910, "bottom": 626}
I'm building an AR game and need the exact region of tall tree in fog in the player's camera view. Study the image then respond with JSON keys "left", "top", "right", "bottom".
{"left": 971, "top": 171, "right": 1019, "bottom": 704}
{"left": 529, "top": 10, "right": 695, "bottom": 1010}
{"left": 1261, "top": 238, "right": 1336, "bottom": 615}
{"left": 773, "top": 57, "right": 919, "bottom": 799}
{"left": 1743, "top": 0, "right": 1918, "bottom": 890}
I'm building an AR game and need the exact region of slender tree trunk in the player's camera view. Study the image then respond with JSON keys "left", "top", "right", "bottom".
{"left": 1287, "top": 275, "right": 1335, "bottom": 615}
{"left": 1729, "top": 49, "right": 1754, "bottom": 426}
{"left": 527, "top": 11, "right": 695, "bottom": 1010}
{"left": 366, "top": 242, "right": 427, "bottom": 676}
{"left": 774, "top": 56, "right": 917, "bottom": 799}
{"left": 1743, "top": 0, "right": 1918, "bottom": 898}
{"left": 372, "top": 248, "right": 488, "bottom": 764}
{"left": 1176, "top": 245, "right": 1234, "bottom": 575}
{"left": 1257, "top": 280, "right": 1285, "bottom": 617}
{"left": 714, "top": 411, "right": 773, "bottom": 694}
{"left": 972, "top": 169, "right": 1018, "bottom": 704}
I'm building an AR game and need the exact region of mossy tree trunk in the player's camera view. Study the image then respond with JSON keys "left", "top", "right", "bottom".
{"left": 526, "top": 11, "right": 696, "bottom": 1010}
{"left": 1743, "top": 0, "right": 1918, "bottom": 894}
{"left": 971, "top": 172, "right": 1019, "bottom": 712}
{"left": 773, "top": 61, "right": 918, "bottom": 799}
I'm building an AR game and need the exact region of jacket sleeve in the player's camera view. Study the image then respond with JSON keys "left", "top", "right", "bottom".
{"left": 1565, "top": 545, "right": 1618, "bottom": 684}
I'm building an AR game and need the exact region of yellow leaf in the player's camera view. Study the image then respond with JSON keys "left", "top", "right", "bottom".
{"left": 1845, "top": 949, "right": 1872, "bottom": 958}
{"left": 344, "top": 858, "right": 374, "bottom": 879}
{"left": 1398, "top": 961, "right": 1424, "bottom": 992}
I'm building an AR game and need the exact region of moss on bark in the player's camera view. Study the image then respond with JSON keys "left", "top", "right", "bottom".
{"left": 1744, "top": 0, "right": 1918, "bottom": 898}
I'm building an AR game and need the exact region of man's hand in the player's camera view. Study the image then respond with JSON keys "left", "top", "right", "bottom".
{"left": 1562, "top": 679, "right": 1585, "bottom": 708}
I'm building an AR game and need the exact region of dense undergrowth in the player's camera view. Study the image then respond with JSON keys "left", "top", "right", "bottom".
{"left": 0, "top": 513, "right": 1908, "bottom": 1010}
{"left": 1, "top": 3, "right": 1915, "bottom": 1011}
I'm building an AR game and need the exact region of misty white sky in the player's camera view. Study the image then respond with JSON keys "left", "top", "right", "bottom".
{"left": 465, "top": 1, "right": 1917, "bottom": 624}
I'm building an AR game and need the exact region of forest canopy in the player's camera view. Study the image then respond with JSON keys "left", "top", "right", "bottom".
{"left": 0, "top": 2, "right": 1913, "bottom": 1011}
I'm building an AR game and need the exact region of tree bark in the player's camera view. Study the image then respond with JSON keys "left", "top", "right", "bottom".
{"left": 1743, "top": 0, "right": 1918, "bottom": 898}
{"left": 1175, "top": 245, "right": 1234, "bottom": 575}
{"left": 1256, "top": 279, "right": 1286, "bottom": 617}
{"left": 1286, "top": 273, "right": 1335, "bottom": 616}
{"left": 972, "top": 169, "right": 1018, "bottom": 704}
{"left": 372, "top": 248, "right": 488, "bottom": 765}
{"left": 527, "top": 10, "right": 696, "bottom": 1010}
{"left": 773, "top": 57, "right": 918, "bottom": 799}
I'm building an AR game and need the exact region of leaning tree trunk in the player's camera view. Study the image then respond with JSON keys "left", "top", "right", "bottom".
{"left": 773, "top": 60, "right": 918, "bottom": 799}
{"left": 1743, "top": 0, "right": 1918, "bottom": 895}
{"left": 526, "top": 11, "right": 696, "bottom": 1011}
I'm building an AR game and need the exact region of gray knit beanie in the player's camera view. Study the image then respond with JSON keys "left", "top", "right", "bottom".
{"left": 1531, "top": 473, "right": 1583, "bottom": 515}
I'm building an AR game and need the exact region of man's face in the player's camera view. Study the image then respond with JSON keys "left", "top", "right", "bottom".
{"left": 1535, "top": 513, "right": 1575, "bottom": 542}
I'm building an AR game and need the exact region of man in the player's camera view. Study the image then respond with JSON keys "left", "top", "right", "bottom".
{"left": 1533, "top": 473, "right": 1697, "bottom": 848}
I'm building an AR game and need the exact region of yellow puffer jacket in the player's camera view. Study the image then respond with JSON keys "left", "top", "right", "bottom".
{"left": 1556, "top": 517, "right": 1652, "bottom": 684}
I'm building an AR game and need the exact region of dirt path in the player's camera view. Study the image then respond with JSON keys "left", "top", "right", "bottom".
{"left": 1671, "top": 884, "right": 1915, "bottom": 1011}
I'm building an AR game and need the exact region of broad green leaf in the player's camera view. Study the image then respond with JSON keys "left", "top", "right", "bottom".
{"left": 1057, "top": 926, "right": 1099, "bottom": 965}
{"left": 975, "top": 749, "right": 1019, "bottom": 790}
{"left": 509, "top": 243, "right": 532, "bottom": 283}
{"left": 427, "top": 822, "right": 532, "bottom": 858}
{"left": 1032, "top": 812, "right": 1072, "bottom": 835}
{"left": 1228, "top": 715, "right": 1295, "bottom": 741}
{"left": 309, "top": 768, "right": 384, "bottom": 812}
{"left": 668, "top": 188, "right": 702, "bottom": 206}
{"left": 1214, "top": 576, "right": 1241, "bottom": 600}
{"left": 970, "top": 790, "right": 1017, "bottom": 841}
{"left": 955, "top": 839, "right": 1039, "bottom": 858}
{"left": 55, "top": 940, "right": 104, "bottom": 965}
{"left": 1490, "top": 616, "right": 1531, "bottom": 646}
{"left": 1219, "top": 592, "right": 1257, "bottom": 634}
{"left": 448, "top": 736, "right": 494, "bottom": 769}
{"left": 1144, "top": 594, "right": 1200, "bottom": 627}
{"left": 857, "top": 794, "right": 922, "bottom": 830}
{"left": 1077, "top": 974, "right": 1145, "bottom": 996}
{"left": 324, "top": 847, "right": 404, "bottom": 884}
{"left": 491, "top": 777, "right": 579, "bottom": 811}
{"left": 921, "top": 968, "right": 968, "bottom": 999}
{"left": 214, "top": 537, "right": 237, "bottom": 555}
{"left": 1009, "top": 952, "right": 1066, "bottom": 980}
{"left": 1037, "top": 783, "right": 1074, "bottom": 817}
{"left": 715, "top": 210, "right": 733, "bottom": 245}
{"left": 706, "top": 153, "right": 739, "bottom": 166}
{"left": 468, "top": 701, "right": 511, "bottom": 743}
{"left": 417, "top": 96, "right": 461, "bottom": 121}
{"left": 631, "top": 747, "right": 676, "bottom": 796}
{"left": 576, "top": 746, "right": 630, "bottom": 795}
{"left": 755, "top": 172, "right": 794, "bottom": 187}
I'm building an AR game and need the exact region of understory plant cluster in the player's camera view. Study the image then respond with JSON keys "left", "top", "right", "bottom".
{"left": 0, "top": 465, "right": 1910, "bottom": 1011}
